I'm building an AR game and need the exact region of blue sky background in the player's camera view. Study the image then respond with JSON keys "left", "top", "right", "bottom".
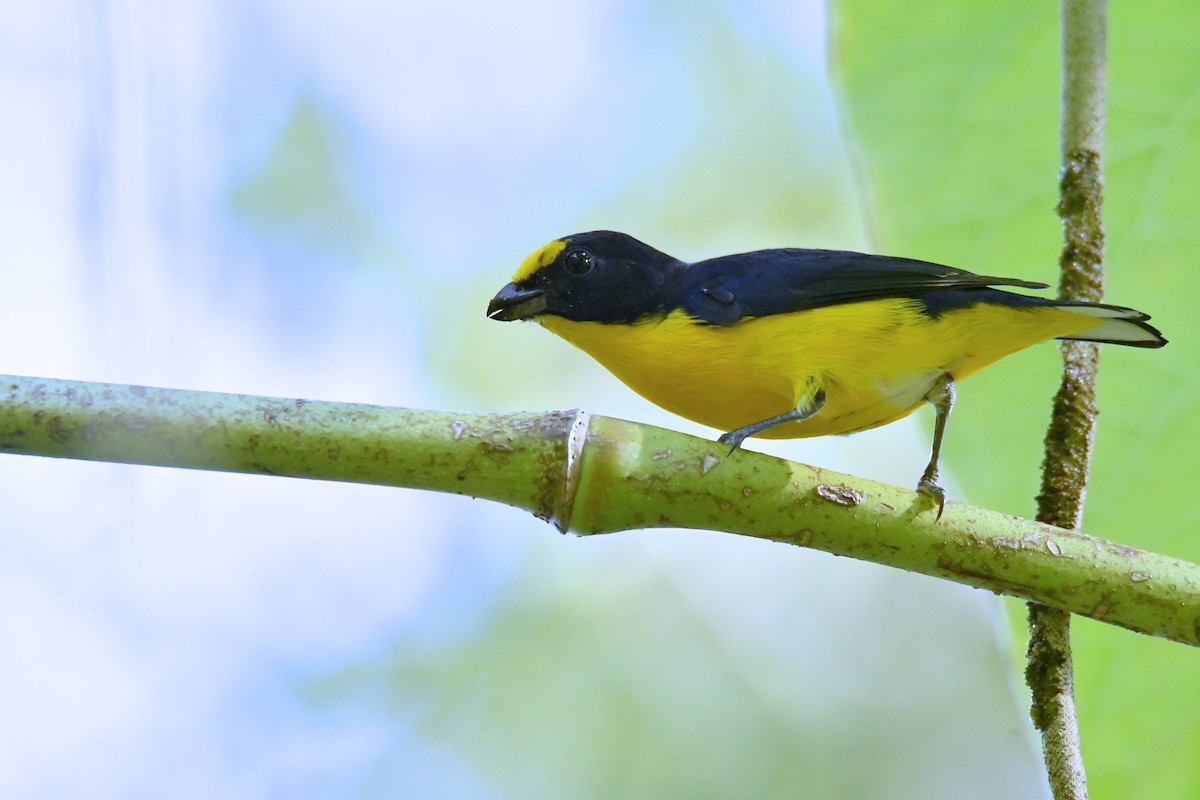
{"left": 0, "top": 2, "right": 1049, "bottom": 797}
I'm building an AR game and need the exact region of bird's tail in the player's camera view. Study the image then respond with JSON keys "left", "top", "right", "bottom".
{"left": 1055, "top": 302, "right": 1167, "bottom": 348}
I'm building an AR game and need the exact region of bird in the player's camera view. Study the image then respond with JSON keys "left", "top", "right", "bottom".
{"left": 486, "top": 230, "right": 1166, "bottom": 519}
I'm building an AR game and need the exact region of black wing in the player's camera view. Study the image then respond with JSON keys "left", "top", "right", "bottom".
{"left": 678, "top": 248, "right": 1049, "bottom": 326}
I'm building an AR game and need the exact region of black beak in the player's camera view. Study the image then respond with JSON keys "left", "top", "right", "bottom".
{"left": 487, "top": 282, "right": 547, "bottom": 321}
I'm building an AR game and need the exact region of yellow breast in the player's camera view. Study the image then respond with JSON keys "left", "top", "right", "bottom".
{"left": 538, "top": 300, "right": 1103, "bottom": 439}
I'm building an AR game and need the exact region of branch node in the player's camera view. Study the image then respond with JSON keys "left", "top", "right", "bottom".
{"left": 553, "top": 408, "right": 591, "bottom": 533}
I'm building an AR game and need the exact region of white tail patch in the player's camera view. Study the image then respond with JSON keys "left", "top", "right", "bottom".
{"left": 1058, "top": 303, "right": 1166, "bottom": 347}
{"left": 1065, "top": 304, "right": 1140, "bottom": 318}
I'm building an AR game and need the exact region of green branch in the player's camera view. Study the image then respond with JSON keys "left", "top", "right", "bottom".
{"left": 2, "top": 373, "right": 1197, "bottom": 647}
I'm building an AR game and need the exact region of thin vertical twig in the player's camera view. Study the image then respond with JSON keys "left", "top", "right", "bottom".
{"left": 1027, "top": 1, "right": 1108, "bottom": 797}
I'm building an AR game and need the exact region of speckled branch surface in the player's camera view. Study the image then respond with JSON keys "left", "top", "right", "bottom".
{"left": 1026, "top": 1, "right": 1111, "bottom": 796}
{"left": 1, "top": 374, "right": 1196, "bottom": 646}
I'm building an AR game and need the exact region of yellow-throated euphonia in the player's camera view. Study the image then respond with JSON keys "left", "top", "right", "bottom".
{"left": 486, "top": 231, "right": 1166, "bottom": 517}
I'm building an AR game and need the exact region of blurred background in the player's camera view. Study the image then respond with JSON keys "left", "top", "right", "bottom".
{"left": 1, "top": 1, "right": 1196, "bottom": 798}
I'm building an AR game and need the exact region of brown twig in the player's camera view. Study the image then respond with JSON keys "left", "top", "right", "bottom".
{"left": 1026, "top": 1, "right": 1109, "bottom": 797}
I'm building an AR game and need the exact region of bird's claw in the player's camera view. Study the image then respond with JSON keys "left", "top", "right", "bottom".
{"left": 717, "top": 430, "right": 746, "bottom": 456}
{"left": 916, "top": 477, "right": 946, "bottom": 522}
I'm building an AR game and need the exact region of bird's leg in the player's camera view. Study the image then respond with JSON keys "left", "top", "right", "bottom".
{"left": 916, "top": 373, "right": 955, "bottom": 521}
{"left": 718, "top": 385, "right": 826, "bottom": 454}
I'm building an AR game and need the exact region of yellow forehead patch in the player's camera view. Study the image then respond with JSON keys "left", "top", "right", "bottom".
{"left": 512, "top": 239, "right": 567, "bottom": 282}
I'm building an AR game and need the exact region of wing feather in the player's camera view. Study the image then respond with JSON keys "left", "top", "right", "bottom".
{"left": 679, "top": 249, "right": 1048, "bottom": 326}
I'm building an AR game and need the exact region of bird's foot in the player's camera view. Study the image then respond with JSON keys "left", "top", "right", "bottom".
{"left": 717, "top": 429, "right": 748, "bottom": 455}
{"left": 916, "top": 475, "right": 946, "bottom": 523}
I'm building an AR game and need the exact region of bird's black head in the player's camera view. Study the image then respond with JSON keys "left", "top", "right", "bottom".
{"left": 486, "top": 231, "right": 682, "bottom": 324}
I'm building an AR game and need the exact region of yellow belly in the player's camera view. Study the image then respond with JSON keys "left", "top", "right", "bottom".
{"left": 538, "top": 299, "right": 1102, "bottom": 438}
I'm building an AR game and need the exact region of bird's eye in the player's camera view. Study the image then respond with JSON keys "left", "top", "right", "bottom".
{"left": 562, "top": 248, "right": 596, "bottom": 276}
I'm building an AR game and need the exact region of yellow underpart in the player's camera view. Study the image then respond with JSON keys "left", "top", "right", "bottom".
{"left": 539, "top": 299, "right": 1108, "bottom": 438}
{"left": 513, "top": 239, "right": 567, "bottom": 282}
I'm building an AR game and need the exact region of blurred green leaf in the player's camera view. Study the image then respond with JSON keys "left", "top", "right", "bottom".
{"left": 315, "top": 539, "right": 1047, "bottom": 799}
{"left": 832, "top": 1, "right": 1200, "bottom": 797}
{"left": 339, "top": 561, "right": 832, "bottom": 800}
{"left": 227, "top": 93, "right": 380, "bottom": 257}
